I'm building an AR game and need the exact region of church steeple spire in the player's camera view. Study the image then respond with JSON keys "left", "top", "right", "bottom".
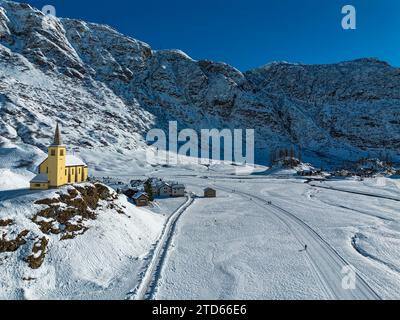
{"left": 53, "top": 122, "right": 62, "bottom": 146}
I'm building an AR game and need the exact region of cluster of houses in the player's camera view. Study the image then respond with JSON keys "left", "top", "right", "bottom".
{"left": 297, "top": 169, "right": 324, "bottom": 177}
{"left": 124, "top": 178, "right": 188, "bottom": 207}
{"left": 125, "top": 178, "right": 217, "bottom": 207}
{"left": 295, "top": 157, "right": 400, "bottom": 179}
{"left": 332, "top": 159, "right": 399, "bottom": 178}
{"left": 93, "top": 175, "right": 217, "bottom": 208}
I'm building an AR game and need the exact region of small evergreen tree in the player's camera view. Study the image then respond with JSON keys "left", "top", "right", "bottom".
{"left": 298, "top": 145, "right": 303, "bottom": 163}
{"left": 144, "top": 179, "right": 154, "bottom": 201}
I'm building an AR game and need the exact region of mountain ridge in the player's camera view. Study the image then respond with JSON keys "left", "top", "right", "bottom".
{"left": 0, "top": 0, "right": 399, "bottom": 170}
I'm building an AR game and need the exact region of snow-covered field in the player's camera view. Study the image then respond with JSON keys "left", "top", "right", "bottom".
{"left": 146, "top": 174, "right": 400, "bottom": 300}
{"left": 1, "top": 162, "right": 400, "bottom": 300}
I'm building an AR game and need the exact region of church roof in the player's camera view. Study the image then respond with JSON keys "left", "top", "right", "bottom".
{"left": 30, "top": 174, "right": 49, "bottom": 184}
{"left": 52, "top": 123, "right": 63, "bottom": 146}
{"left": 66, "top": 155, "right": 87, "bottom": 167}
{"left": 37, "top": 155, "right": 87, "bottom": 169}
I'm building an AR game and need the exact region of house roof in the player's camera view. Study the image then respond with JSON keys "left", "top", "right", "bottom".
{"left": 204, "top": 187, "right": 216, "bottom": 192}
{"left": 66, "top": 155, "right": 87, "bottom": 167}
{"left": 30, "top": 174, "right": 49, "bottom": 184}
{"left": 159, "top": 182, "right": 171, "bottom": 188}
{"left": 133, "top": 192, "right": 149, "bottom": 200}
{"left": 172, "top": 184, "right": 185, "bottom": 189}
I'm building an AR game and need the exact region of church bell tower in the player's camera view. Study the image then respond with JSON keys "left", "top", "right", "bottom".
{"left": 47, "top": 123, "right": 67, "bottom": 187}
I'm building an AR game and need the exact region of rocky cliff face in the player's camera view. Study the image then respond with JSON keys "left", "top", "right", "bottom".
{"left": 0, "top": 0, "right": 399, "bottom": 168}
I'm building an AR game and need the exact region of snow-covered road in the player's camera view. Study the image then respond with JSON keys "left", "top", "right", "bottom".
{"left": 130, "top": 195, "right": 194, "bottom": 300}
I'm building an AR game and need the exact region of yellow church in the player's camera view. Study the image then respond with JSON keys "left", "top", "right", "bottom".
{"left": 30, "top": 123, "right": 88, "bottom": 190}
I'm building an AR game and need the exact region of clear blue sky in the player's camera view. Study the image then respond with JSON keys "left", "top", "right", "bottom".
{"left": 15, "top": 0, "right": 400, "bottom": 70}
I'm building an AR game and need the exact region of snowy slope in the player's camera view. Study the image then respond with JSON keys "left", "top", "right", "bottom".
{"left": 0, "top": 170, "right": 165, "bottom": 300}
{"left": 0, "top": 0, "right": 399, "bottom": 170}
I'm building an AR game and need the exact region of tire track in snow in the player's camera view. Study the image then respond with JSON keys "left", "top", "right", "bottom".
{"left": 310, "top": 196, "right": 394, "bottom": 222}
{"left": 269, "top": 203, "right": 380, "bottom": 300}
{"left": 215, "top": 185, "right": 335, "bottom": 299}
{"left": 265, "top": 205, "right": 336, "bottom": 300}
{"left": 351, "top": 235, "right": 400, "bottom": 276}
{"left": 309, "top": 184, "right": 400, "bottom": 203}
{"left": 127, "top": 194, "right": 195, "bottom": 300}
{"left": 214, "top": 184, "right": 381, "bottom": 300}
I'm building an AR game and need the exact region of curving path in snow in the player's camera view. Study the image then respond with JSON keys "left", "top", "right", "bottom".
{"left": 128, "top": 194, "right": 195, "bottom": 300}
{"left": 214, "top": 184, "right": 381, "bottom": 300}
{"left": 309, "top": 183, "right": 400, "bottom": 202}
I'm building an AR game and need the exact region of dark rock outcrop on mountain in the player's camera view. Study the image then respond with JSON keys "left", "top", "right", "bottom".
{"left": 0, "top": 0, "right": 399, "bottom": 166}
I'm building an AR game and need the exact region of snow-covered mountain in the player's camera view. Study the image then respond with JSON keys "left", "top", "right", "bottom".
{"left": 1, "top": 0, "right": 399, "bottom": 170}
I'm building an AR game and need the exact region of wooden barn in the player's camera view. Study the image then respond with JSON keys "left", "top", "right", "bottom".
{"left": 133, "top": 192, "right": 150, "bottom": 207}
{"left": 204, "top": 187, "right": 217, "bottom": 198}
